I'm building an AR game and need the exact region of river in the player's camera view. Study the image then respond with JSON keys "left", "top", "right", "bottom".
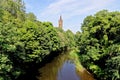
{"left": 37, "top": 50, "right": 94, "bottom": 80}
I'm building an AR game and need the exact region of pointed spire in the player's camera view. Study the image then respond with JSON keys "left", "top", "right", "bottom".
{"left": 60, "top": 15, "right": 62, "bottom": 20}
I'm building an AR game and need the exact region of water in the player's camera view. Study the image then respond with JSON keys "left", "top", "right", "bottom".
{"left": 38, "top": 51, "right": 94, "bottom": 80}
{"left": 57, "top": 60, "right": 80, "bottom": 80}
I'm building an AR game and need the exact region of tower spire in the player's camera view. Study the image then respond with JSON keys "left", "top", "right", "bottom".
{"left": 58, "top": 15, "right": 63, "bottom": 29}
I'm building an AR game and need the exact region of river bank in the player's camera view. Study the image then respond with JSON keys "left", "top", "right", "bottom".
{"left": 67, "top": 49, "right": 95, "bottom": 80}
{"left": 38, "top": 49, "right": 94, "bottom": 80}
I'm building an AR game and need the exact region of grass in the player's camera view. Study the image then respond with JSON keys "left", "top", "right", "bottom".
{"left": 68, "top": 48, "right": 95, "bottom": 80}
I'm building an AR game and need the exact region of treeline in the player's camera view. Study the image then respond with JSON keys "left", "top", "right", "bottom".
{"left": 77, "top": 10, "right": 120, "bottom": 80}
{"left": 0, "top": 0, "right": 77, "bottom": 80}
{"left": 1, "top": 0, "right": 120, "bottom": 80}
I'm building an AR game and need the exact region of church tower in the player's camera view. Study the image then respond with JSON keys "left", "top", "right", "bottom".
{"left": 58, "top": 15, "right": 63, "bottom": 29}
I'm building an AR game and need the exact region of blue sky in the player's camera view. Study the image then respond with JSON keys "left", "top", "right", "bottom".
{"left": 24, "top": 0, "right": 120, "bottom": 33}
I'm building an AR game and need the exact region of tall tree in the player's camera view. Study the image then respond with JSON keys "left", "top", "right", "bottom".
{"left": 0, "top": 0, "right": 25, "bottom": 23}
{"left": 78, "top": 10, "right": 120, "bottom": 79}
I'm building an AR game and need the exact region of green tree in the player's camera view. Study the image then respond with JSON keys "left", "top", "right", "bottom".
{"left": 0, "top": 0, "right": 78, "bottom": 79}
{"left": 0, "top": 0, "right": 25, "bottom": 23}
{"left": 26, "top": 12, "right": 37, "bottom": 21}
{"left": 75, "top": 31, "right": 81, "bottom": 47}
{"left": 56, "top": 28, "right": 68, "bottom": 50}
{"left": 78, "top": 10, "right": 120, "bottom": 79}
{"left": 65, "top": 30, "right": 76, "bottom": 48}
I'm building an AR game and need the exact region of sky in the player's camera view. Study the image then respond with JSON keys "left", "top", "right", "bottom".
{"left": 24, "top": 0, "right": 120, "bottom": 33}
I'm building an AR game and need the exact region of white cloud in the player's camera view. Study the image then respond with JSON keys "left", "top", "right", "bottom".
{"left": 37, "top": 0, "right": 115, "bottom": 32}
{"left": 40, "top": 0, "right": 114, "bottom": 19}
{"left": 40, "top": 0, "right": 77, "bottom": 16}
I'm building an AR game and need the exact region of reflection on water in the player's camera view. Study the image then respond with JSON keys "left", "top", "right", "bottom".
{"left": 38, "top": 52, "right": 94, "bottom": 80}
{"left": 57, "top": 60, "right": 80, "bottom": 80}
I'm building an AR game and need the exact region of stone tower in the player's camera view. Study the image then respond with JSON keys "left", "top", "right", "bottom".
{"left": 58, "top": 15, "right": 63, "bottom": 29}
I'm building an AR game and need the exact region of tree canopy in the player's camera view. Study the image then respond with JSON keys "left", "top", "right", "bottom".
{"left": 0, "top": 0, "right": 120, "bottom": 80}
{"left": 78, "top": 10, "right": 120, "bottom": 80}
{"left": 0, "top": 0, "right": 75, "bottom": 79}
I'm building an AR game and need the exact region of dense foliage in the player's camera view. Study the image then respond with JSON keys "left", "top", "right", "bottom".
{"left": 0, "top": 0, "right": 76, "bottom": 79}
{"left": 78, "top": 10, "right": 120, "bottom": 80}
{"left": 56, "top": 28, "right": 76, "bottom": 50}
{"left": 1, "top": 0, "right": 119, "bottom": 80}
